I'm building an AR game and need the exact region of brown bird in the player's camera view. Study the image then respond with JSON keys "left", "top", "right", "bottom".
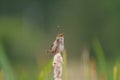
{"left": 49, "top": 33, "right": 64, "bottom": 55}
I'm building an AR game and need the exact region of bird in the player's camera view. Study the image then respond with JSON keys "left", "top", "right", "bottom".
{"left": 49, "top": 33, "right": 64, "bottom": 55}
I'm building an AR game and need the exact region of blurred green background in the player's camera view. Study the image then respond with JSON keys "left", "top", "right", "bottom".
{"left": 0, "top": 0, "right": 120, "bottom": 80}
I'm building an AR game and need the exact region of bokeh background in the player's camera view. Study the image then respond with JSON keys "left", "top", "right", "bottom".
{"left": 0, "top": 0, "right": 120, "bottom": 80}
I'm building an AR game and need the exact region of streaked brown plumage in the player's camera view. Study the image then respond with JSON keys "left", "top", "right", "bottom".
{"left": 49, "top": 33, "right": 64, "bottom": 55}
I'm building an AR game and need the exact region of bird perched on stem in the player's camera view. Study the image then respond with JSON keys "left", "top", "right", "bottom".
{"left": 49, "top": 33, "right": 64, "bottom": 55}
{"left": 49, "top": 26, "right": 64, "bottom": 55}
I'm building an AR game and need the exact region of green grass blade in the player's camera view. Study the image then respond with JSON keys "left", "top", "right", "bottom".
{"left": 0, "top": 41, "right": 16, "bottom": 80}
{"left": 92, "top": 38, "right": 113, "bottom": 80}
{"left": 38, "top": 59, "right": 53, "bottom": 80}
{"left": 63, "top": 50, "right": 67, "bottom": 80}
{"left": 113, "top": 66, "right": 117, "bottom": 80}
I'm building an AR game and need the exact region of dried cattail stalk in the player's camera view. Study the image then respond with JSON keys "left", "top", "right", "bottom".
{"left": 53, "top": 53, "right": 63, "bottom": 80}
